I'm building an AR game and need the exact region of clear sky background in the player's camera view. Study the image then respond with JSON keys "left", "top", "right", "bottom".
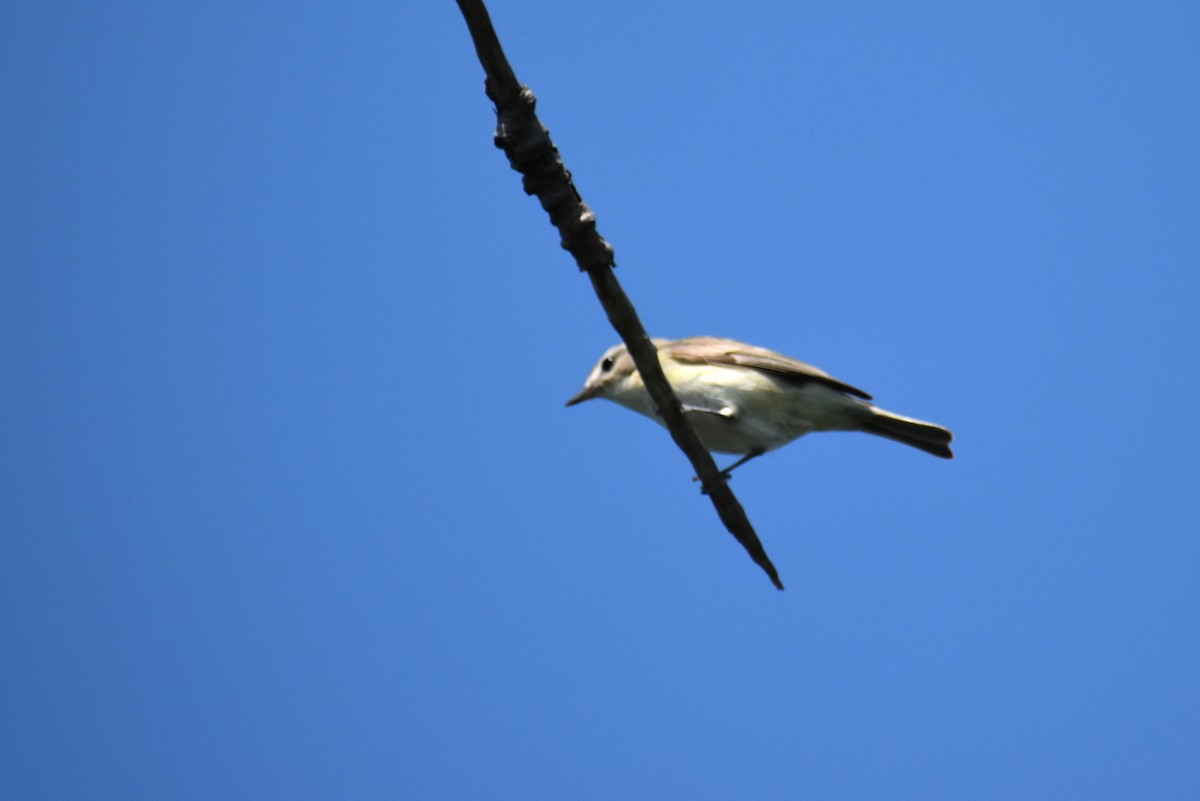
{"left": 3, "top": 1, "right": 1198, "bottom": 798}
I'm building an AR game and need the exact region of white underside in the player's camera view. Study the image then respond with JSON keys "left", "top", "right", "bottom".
{"left": 606, "top": 362, "right": 872, "bottom": 455}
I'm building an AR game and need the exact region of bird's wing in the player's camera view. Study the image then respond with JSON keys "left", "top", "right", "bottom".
{"left": 663, "top": 337, "right": 873, "bottom": 400}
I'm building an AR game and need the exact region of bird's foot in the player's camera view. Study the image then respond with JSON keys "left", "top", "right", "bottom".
{"left": 694, "top": 471, "right": 733, "bottom": 494}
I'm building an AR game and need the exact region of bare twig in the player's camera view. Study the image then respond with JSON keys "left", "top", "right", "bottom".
{"left": 454, "top": 0, "right": 784, "bottom": 590}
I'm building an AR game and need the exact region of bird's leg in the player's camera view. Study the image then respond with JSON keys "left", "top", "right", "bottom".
{"left": 693, "top": 448, "right": 766, "bottom": 493}
{"left": 718, "top": 448, "right": 766, "bottom": 476}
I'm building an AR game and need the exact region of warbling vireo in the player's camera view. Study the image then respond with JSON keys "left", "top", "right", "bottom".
{"left": 566, "top": 336, "right": 953, "bottom": 472}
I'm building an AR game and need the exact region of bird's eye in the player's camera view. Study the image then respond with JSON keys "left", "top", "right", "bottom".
{"left": 601, "top": 356, "right": 615, "bottom": 372}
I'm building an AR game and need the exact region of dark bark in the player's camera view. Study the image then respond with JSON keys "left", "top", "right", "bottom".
{"left": 455, "top": 0, "right": 784, "bottom": 590}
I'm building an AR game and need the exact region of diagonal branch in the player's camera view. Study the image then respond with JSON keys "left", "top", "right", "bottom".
{"left": 454, "top": 0, "right": 784, "bottom": 590}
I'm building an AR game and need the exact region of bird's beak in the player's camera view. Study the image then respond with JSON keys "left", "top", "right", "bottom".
{"left": 565, "top": 385, "right": 599, "bottom": 407}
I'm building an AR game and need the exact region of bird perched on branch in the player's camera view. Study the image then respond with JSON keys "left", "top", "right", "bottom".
{"left": 567, "top": 336, "right": 953, "bottom": 474}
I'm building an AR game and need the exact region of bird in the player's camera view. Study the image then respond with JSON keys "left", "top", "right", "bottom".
{"left": 566, "top": 336, "right": 953, "bottom": 474}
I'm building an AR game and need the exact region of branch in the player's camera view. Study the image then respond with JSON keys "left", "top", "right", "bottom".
{"left": 454, "top": 0, "right": 784, "bottom": 590}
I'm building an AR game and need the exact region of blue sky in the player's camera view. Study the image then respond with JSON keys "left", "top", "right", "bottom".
{"left": 2, "top": 1, "right": 1198, "bottom": 798}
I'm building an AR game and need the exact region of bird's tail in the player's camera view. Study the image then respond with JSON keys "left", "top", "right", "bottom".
{"left": 861, "top": 408, "right": 954, "bottom": 459}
